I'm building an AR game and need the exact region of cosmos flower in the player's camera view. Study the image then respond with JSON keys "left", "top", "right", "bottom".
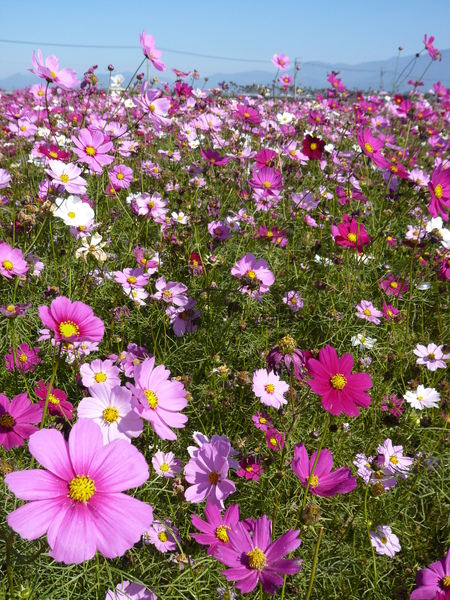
{"left": 152, "top": 450, "right": 182, "bottom": 478}
{"left": 139, "top": 30, "right": 166, "bottom": 71}
{"left": 410, "top": 547, "right": 450, "bottom": 599}
{"left": 105, "top": 581, "right": 157, "bottom": 600}
{"left": 307, "top": 345, "right": 372, "bottom": 417}
{"left": 38, "top": 296, "right": 105, "bottom": 343}
{"left": 144, "top": 519, "right": 180, "bottom": 552}
{"left": 5, "top": 419, "right": 153, "bottom": 564}
{"left": 403, "top": 385, "right": 440, "bottom": 410}
{"left": 413, "top": 343, "right": 450, "bottom": 371}
{"left": 355, "top": 300, "right": 383, "bottom": 325}
{"left": 71, "top": 129, "right": 114, "bottom": 173}
{"left": 191, "top": 503, "right": 240, "bottom": 555}
{"left": 34, "top": 381, "right": 74, "bottom": 420}
{"left": 271, "top": 53, "right": 291, "bottom": 70}
{"left": 53, "top": 195, "right": 95, "bottom": 228}
{"left": 331, "top": 214, "right": 371, "bottom": 253}
{"left": 231, "top": 254, "right": 274, "bottom": 299}
{"left": 46, "top": 160, "right": 87, "bottom": 195}
{"left": 379, "top": 275, "right": 409, "bottom": 298}
{"left": 0, "top": 243, "right": 29, "bottom": 279}
{"left": 0, "top": 393, "right": 42, "bottom": 450}
{"left": 4, "top": 343, "right": 41, "bottom": 374}
{"left": 369, "top": 526, "right": 401, "bottom": 557}
{"left": 291, "top": 443, "right": 357, "bottom": 497}
{"left": 214, "top": 514, "right": 301, "bottom": 595}
{"left": 252, "top": 369, "right": 289, "bottom": 409}
{"left": 28, "top": 50, "right": 79, "bottom": 90}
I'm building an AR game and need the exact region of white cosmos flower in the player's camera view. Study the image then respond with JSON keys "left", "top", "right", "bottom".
{"left": 53, "top": 195, "right": 95, "bottom": 227}
{"left": 74, "top": 233, "right": 107, "bottom": 263}
{"left": 351, "top": 333, "right": 377, "bottom": 351}
{"left": 403, "top": 385, "right": 440, "bottom": 410}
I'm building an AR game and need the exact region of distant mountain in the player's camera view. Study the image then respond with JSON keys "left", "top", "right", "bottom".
{"left": 1, "top": 50, "right": 448, "bottom": 93}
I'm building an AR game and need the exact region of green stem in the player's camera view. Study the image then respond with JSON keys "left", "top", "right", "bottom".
{"left": 39, "top": 344, "right": 62, "bottom": 429}
{"left": 304, "top": 527, "right": 324, "bottom": 600}
{"left": 6, "top": 535, "right": 15, "bottom": 599}
{"left": 364, "top": 483, "right": 378, "bottom": 587}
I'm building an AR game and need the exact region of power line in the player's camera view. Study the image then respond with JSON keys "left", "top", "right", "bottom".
{"left": 0, "top": 38, "right": 269, "bottom": 63}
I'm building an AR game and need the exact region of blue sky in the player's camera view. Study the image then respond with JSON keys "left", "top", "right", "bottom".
{"left": 1, "top": 0, "right": 449, "bottom": 81}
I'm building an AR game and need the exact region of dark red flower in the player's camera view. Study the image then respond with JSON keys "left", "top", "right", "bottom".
{"left": 302, "top": 134, "right": 325, "bottom": 160}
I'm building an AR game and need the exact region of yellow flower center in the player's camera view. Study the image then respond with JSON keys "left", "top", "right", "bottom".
{"left": 116, "top": 173, "right": 124, "bottom": 180}
{"left": 310, "top": 142, "right": 317, "bottom": 150}
{"left": 160, "top": 462, "right": 170, "bottom": 472}
{"left": 50, "top": 71, "right": 56, "bottom": 78}
{"left": 380, "top": 536, "right": 388, "bottom": 544}
{"left": 246, "top": 465, "right": 254, "bottom": 472}
{"left": 330, "top": 374, "right": 347, "bottom": 390}
{"left": 347, "top": 233, "right": 357, "bottom": 243}
{"left": 6, "top": 305, "right": 16, "bottom": 312}
{"left": 363, "top": 308, "right": 371, "bottom": 316}
{"left": 265, "top": 384, "right": 275, "bottom": 394}
{"left": 390, "top": 456, "right": 399, "bottom": 465}
{"left": 247, "top": 547, "right": 267, "bottom": 571}
{"left": 59, "top": 321, "right": 80, "bottom": 338}
{"left": 0, "top": 414, "right": 15, "bottom": 428}
{"left": 163, "top": 290, "right": 172, "bottom": 299}
{"left": 309, "top": 475, "right": 319, "bottom": 488}
{"left": 68, "top": 475, "right": 96, "bottom": 502}
{"left": 20, "top": 125, "right": 27, "bottom": 131}
{"left": 48, "top": 394, "right": 60, "bottom": 405}
{"left": 38, "top": 90, "right": 44, "bottom": 96}
{"left": 2, "top": 260, "right": 14, "bottom": 271}
{"left": 428, "top": 353, "right": 435, "bottom": 360}
{"left": 434, "top": 184, "right": 443, "bottom": 199}
{"left": 417, "top": 396, "right": 423, "bottom": 402}
{"left": 262, "top": 181, "right": 271, "bottom": 189}
{"left": 103, "top": 407, "right": 119, "bottom": 423}
{"left": 360, "top": 337, "right": 366, "bottom": 343}
{"left": 67, "top": 211, "right": 76, "bottom": 219}
{"left": 215, "top": 525, "right": 230, "bottom": 542}
{"left": 259, "top": 417, "right": 267, "bottom": 424}
{"left": 209, "top": 471, "right": 219, "bottom": 485}
{"left": 158, "top": 531, "right": 168, "bottom": 542}
{"left": 266, "top": 231, "right": 274, "bottom": 238}
{"left": 387, "top": 310, "right": 393, "bottom": 317}
{"left": 95, "top": 372, "right": 107, "bottom": 383}
{"left": 18, "top": 353, "right": 28, "bottom": 363}
{"left": 390, "top": 282, "right": 398, "bottom": 289}
{"left": 144, "top": 389, "right": 158, "bottom": 409}
{"left": 270, "top": 437, "right": 277, "bottom": 447}
{"left": 247, "top": 270, "right": 256, "bottom": 279}
{"left": 364, "top": 143, "right": 374, "bottom": 153}
{"left": 442, "top": 575, "right": 450, "bottom": 589}
{"left": 85, "top": 146, "right": 96, "bottom": 156}
{"left": 127, "top": 276, "right": 137, "bottom": 284}
{"left": 60, "top": 174, "right": 70, "bottom": 183}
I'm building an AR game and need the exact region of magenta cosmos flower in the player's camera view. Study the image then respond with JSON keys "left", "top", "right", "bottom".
{"left": 248, "top": 167, "right": 283, "bottom": 195}
{"left": 5, "top": 419, "right": 153, "bottom": 564}
{"left": 184, "top": 439, "right": 236, "bottom": 508}
{"left": 191, "top": 503, "right": 240, "bottom": 555}
{"left": 214, "top": 515, "right": 301, "bottom": 595}
{"left": 306, "top": 345, "right": 372, "bottom": 417}
{"left": 139, "top": 30, "right": 166, "bottom": 71}
{"left": 34, "top": 380, "right": 74, "bottom": 420}
{"left": 271, "top": 53, "right": 290, "bottom": 70}
{"left": 45, "top": 160, "right": 87, "bottom": 195}
{"left": 0, "top": 242, "right": 29, "bottom": 279}
{"left": 357, "top": 127, "right": 384, "bottom": 158}
{"left": 331, "top": 214, "right": 370, "bottom": 253}
{"left": 0, "top": 393, "right": 42, "bottom": 450}
{"left": 71, "top": 129, "right": 114, "bottom": 173}
{"left": 379, "top": 275, "right": 409, "bottom": 298}
{"left": 109, "top": 164, "right": 133, "bottom": 189}
{"left": 39, "top": 296, "right": 104, "bottom": 343}
{"left": 231, "top": 254, "right": 274, "bottom": 298}
{"left": 410, "top": 547, "right": 450, "bottom": 599}
{"left": 128, "top": 357, "right": 188, "bottom": 441}
{"left": 29, "top": 50, "right": 79, "bottom": 90}
{"left": 291, "top": 443, "right": 357, "bottom": 497}
{"left": 252, "top": 368, "right": 289, "bottom": 409}
{"left": 4, "top": 343, "right": 41, "bottom": 373}
{"left": 428, "top": 166, "right": 450, "bottom": 221}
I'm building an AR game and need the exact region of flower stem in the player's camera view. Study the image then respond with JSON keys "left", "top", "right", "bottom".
{"left": 364, "top": 483, "right": 378, "bottom": 587}
{"left": 301, "top": 412, "right": 331, "bottom": 512}
{"left": 6, "top": 534, "right": 15, "bottom": 599}
{"left": 304, "top": 527, "right": 324, "bottom": 600}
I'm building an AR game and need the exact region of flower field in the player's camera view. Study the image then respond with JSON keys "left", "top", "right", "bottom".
{"left": 0, "top": 31, "right": 449, "bottom": 600}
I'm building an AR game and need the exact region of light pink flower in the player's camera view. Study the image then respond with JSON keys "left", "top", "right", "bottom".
{"left": 79, "top": 359, "right": 122, "bottom": 389}
{"left": 413, "top": 343, "right": 450, "bottom": 371}
{"left": 29, "top": 50, "right": 79, "bottom": 90}
{"left": 71, "top": 129, "right": 114, "bottom": 173}
{"left": 45, "top": 160, "right": 87, "bottom": 195}
{"left": 252, "top": 369, "right": 289, "bottom": 409}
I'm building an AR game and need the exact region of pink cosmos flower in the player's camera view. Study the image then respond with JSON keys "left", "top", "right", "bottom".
{"left": 379, "top": 275, "right": 409, "bottom": 298}
{"left": 151, "top": 276, "right": 189, "bottom": 307}
{"left": 5, "top": 419, "right": 153, "bottom": 564}
{"left": 152, "top": 450, "right": 182, "bottom": 478}
{"left": 423, "top": 34, "right": 442, "bottom": 61}
{"left": 0, "top": 393, "right": 42, "bottom": 450}
{"left": 144, "top": 519, "right": 180, "bottom": 552}
{"left": 410, "top": 547, "right": 450, "bottom": 599}
{"left": 291, "top": 443, "right": 357, "bottom": 497}
{"left": 252, "top": 411, "right": 273, "bottom": 431}
{"left": 114, "top": 268, "right": 150, "bottom": 290}
{"left": 45, "top": 160, "right": 87, "bottom": 195}
{"left": 236, "top": 455, "right": 264, "bottom": 481}
{"left": 71, "top": 129, "right": 114, "bottom": 173}
{"left": 139, "top": 30, "right": 166, "bottom": 71}
{"left": 0, "top": 168, "right": 11, "bottom": 189}
{"left": 306, "top": 345, "right": 372, "bottom": 417}
{"left": 234, "top": 104, "right": 262, "bottom": 125}
{"left": 252, "top": 368, "right": 289, "bottom": 409}
{"left": 214, "top": 515, "right": 301, "bottom": 595}
{"left": 109, "top": 164, "right": 133, "bottom": 189}
{"left": 231, "top": 254, "right": 274, "bottom": 299}
{"left": 428, "top": 166, "right": 450, "bottom": 221}
{"left": 184, "top": 438, "right": 236, "bottom": 508}
{"left": 79, "top": 359, "right": 122, "bottom": 389}
{"left": 106, "top": 581, "right": 157, "bottom": 600}
{"left": 331, "top": 214, "right": 371, "bottom": 253}
{"left": 370, "top": 526, "right": 401, "bottom": 557}
{"left": 0, "top": 243, "right": 29, "bottom": 279}
{"left": 9, "top": 118, "right": 37, "bottom": 138}
{"left": 265, "top": 429, "right": 285, "bottom": 452}
{"left": 191, "top": 504, "right": 240, "bottom": 555}
{"left": 377, "top": 438, "right": 413, "bottom": 478}
{"left": 38, "top": 296, "right": 105, "bottom": 343}
{"left": 355, "top": 300, "right": 383, "bottom": 325}
{"left": 77, "top": 384, "right": 143, "bottom": 444}
{"left": 166, "top": 298, "right": 201, "bottom": 337}
{"left": 271, "top": 53, "right": 291, "bottom": 70}
{"left": 383, "top": 302, "right": 399, "bottom": 321}
{"left": 34, "top": 381, "right": 74, "bottom": 420}
{"left": 128, "top": 357, "right": 188, "bottom": 441}
{"left": 248, "top": 167, "right": 283, "bottom": 195}
{"left": 357, "top": 128, "right": 384, "bottom": 158}
{"left": 135, "top": 192, "right": 168, "bottom": 219}
{"left": 201, "top": 148, "right": 229, "bottom": 166}
{"left": 354, "top": 453, "right": 397, "bottom": 489}
{"left": 4, "top": 343, "right": 41, "bottom": 373}
{"left": 283, "top": 290, "right": 304, "bottom": 312}
{"left": 413, "top": 343, "right": 450, "bottom": 371}
{"left": 28, "top": 50, "right": 79, "bottom": 90}
{"left": 208, "top": 220, "right": 232, "bottom": 240}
